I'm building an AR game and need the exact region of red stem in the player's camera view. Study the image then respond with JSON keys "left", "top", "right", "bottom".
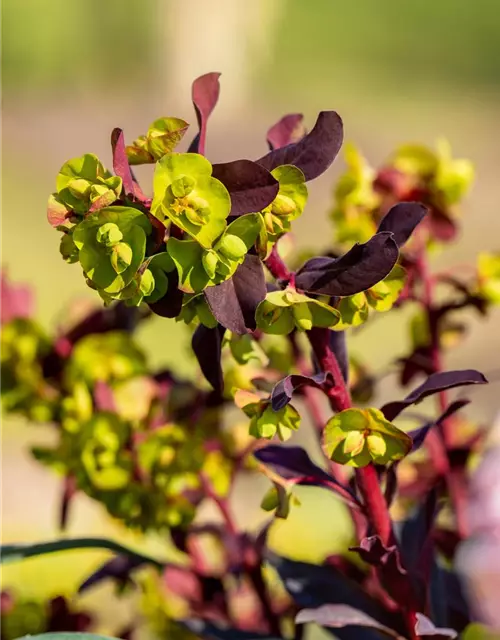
{"left": 416, "top": 253, "right": 469, "bottom": 538}
{"left": 307, "top": 327, "right": 393, "bottom": 546}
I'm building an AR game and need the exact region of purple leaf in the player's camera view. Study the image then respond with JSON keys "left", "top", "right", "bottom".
{"left": 271, "top": 372, "right": 332, "bottom": 411}
{"left": 59, "top": 475, "right": 76, "bottom": 531}
{"left": 147, "top": 271, "right": 183, "bottom": 318}
{"left": 192, "top": 323, "right": 226, "bottom": 394}
{"left": 266, "top": 113, "right": 305, "bottom": 150}
{"left": 205, "top": 255, "right": 266, "bottom": 333}
{"left": 296, "top": 232, "right": 399, "bottom": 297}
{"left": 349, "top": 536, "right": 415, "bottom": 609}
{"left": 267, "top": 552, "right": 406, "bottom": 639}
{"left": 414, "top": 613, "right": 457, "bottom": 639}
{"left": 78, "top": 555, "right": 145, "bottom": 593}
{"left": 111, "top": 128, "right": 136, "bottom": 196}
{"left": 380, "top": 370, "right": 487, "bottom": 422}
{"left": 254, "top": 445, "right": 360, "bottom": 508}
{"left": 257, "top": 111, "right": 344, "bottom": 182}
{"left": 377, "top": 202, "right": 428, "bottom": 248}
{"left": 111, "top": 128, "right": 147, "bottom": 201}
{"left": 398, "top": 489, "right": 438, "bottom": 605}
{"left": 295, "top": 604, "right": 401, "bottom": 638}
{"left": 212, "top": 160, "right": 279, "bottom": 216}
{"left": 409, "top": 400, "right": 470, "bottom": 452}
{"left": 191, "top": 72, "right": 221, "bottom": 155}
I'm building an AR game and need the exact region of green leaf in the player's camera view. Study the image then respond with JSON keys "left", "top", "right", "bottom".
{"left": 323, "top": 407, "right": 412, "bottom": 467}
{"left": 229, "top": 334, "right": 269, "bottom": 366}
{"left": 0, "top": 537, "right": 164, "bottom": 568}
{"left": 54, "top": 153, "right": 122, "bottom": 215}
{"left": 365, "top": 264, "right": 406, "bottom": 312}
{"left": 152, "top": 152, "right": 230, "bottom": 248}
{"left": 73, "top": 206, "right": 151, "bottom": 295}
{"left": 249, "top": 404, "right": 301, "bottom": 441}
{"left": 126, "top": 117, "right": 189, "bottom": 164}
{"left": 167, "top": 237, "right": 210, "bottom": 293}
{"left": 256, "top": 288, "right": 339, "bottom": 335}
{"left": 144, "top": 251, "right": 175, "bottom": 303}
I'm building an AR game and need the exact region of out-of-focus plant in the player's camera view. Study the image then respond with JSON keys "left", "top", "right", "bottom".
{"left": 2, "top": 73, "right": 499, "bottom": 640}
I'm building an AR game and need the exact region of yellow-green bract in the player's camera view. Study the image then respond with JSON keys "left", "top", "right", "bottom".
{"left": 255, "top": 288, "right": 340, "bottom": 335}
{"left": 152, "top": 152, "right": 231, "bottom": 248}
{"left": 323, "top": 407, "right": 412, "bottom": 467}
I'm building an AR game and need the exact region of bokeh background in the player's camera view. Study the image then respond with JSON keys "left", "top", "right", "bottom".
{"left": 2, "top": 0, "right": 500, "bottom": 634}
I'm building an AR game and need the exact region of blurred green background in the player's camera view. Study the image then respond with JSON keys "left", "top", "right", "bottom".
{"left": 2, "top": 0, "right": 500, "bottom": 634}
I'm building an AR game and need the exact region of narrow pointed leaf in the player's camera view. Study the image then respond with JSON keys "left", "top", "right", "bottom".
{"left": 271, "top": 372, "right": 332, "bottom": 411}
{"left": 296, "top": 232, "right": 399, "bottom": 297}
{"left": 78, "top": 555, "right": 146, "bottom": 593}
{"left": 257, "top": 111, "right": 344, "bottom": 181}
{"left": 377, "top": 202, "right": 428, "bottom": 248}
{"left": 409, "top": 399, "right": 470, "bottom": 452}
{"left": 1, "top": 538, "right": 164, "bottom": 568}
{"left": 254, "top": 445, "right": 360, "bottom": 507}
{"left": 191, "top": 72, "right": 221, "bottom": 154}
{"left": 212, "top": 160, "right": 279, "bottom": 215}
{"left": 111, "top": 128, "right": 136, "bottom": 196}
{"left": 381, "top": 370, "right": 487, "bottom": 421}
{"left": 267, "top": 113, "right": 305, "bottom": 150}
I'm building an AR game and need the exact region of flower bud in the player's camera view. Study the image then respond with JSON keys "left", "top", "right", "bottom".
{"left": 139, "top": 269, "right": 155, "bottom": 296}
{"left": 184, "top": 196, "right": 210, "bottom": 226}
{"left": 217, "top": 234, "right": 247, "bottom": 261}
{"left": 110, "top": 242, "right": 133, "bottom": 273}
{"left": 292, "top": 302, "right": 314, "bottom": 331}
{"left": 202, "top": 250, "right": 219, "bottom": 279}
{"left": 68, "top": 178, "right": 91, "bottom": 199}
{"left": 171, "top": 175, "right": 196, "bottom": 198}
{"left": 96, "top": 222, "right": 123, "bottom": 247}
{"left": 270, "top": 194, "right": 296, "bottom": 216}
{"left": 343, "top": 430, "right": 365, "bottom": 456}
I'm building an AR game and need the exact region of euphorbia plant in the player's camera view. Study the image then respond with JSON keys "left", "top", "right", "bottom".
{"left": 2, "top": 72, "right": 499, "bottom": 640}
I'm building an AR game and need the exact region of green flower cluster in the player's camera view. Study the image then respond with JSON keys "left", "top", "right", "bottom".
{"left": 1, "top": 318, "right": 56, "bottom": 422}
{"left": 29, "top": 330, "right": 232, "bottom": 532}
{"left": 332, "top": 264, "right": 406, "bottom": 329}
{"left": 323, "top": 407, "right": 412, "bottom": 467}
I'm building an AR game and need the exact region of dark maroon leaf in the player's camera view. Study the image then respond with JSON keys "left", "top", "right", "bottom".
{"left": 47, "top": 596, "right": 92, "bottom": 632}
{"left": 147, "top": 271, "right": 183, "bottom": 318}
{"left": 380, "top": 370, "right": 487, "bottom": 422}
{"left": 266, "top": 113, "right": 305, "bottom": 150}
{"left": 191, "top": 72, "right": 221, "bottom": 155}
{"left": 271, "top": 372, "right": 332, "bottom": 411}
{"left": 111, "top": 128, "right": 146, "bottom": 201}
{"left": 257, "top": 111, "right": 344, "bottom": 182}
{"left": 267, "top": 553, "right": 406, "bottom": 640}
{"left": 192, "top": 323, "right": 226, "bottom": 394}
{"left": 78, "top": 554, "right": 145, "bottom": 593}
{"left": 408, "top": 400, "right": 470, "bottom": 452}
{"left": 349, "top": 536, "right": 416, "bottom": 608}
{"left": 414, "top": 613, "right": 457, "bottom": 639}
{"left": 254, "top": 445, "right": 360, "bottom": 507}
{"left": 377, "top": 202, "right": 428, "bottom": 248}
{"left": 295, "top": 604, "right": 401, "bottom": 638}
{"left": 296, "top": 232, "right": 399, "bottom": 297}
{"left": 212, "top": 160, "right": 279, "bottom": 216}
{"left": 205, "top": 255, "right": 266, "bottom": 333}
{"left": 397, "top": 489, "right": 438, "bottom": 605}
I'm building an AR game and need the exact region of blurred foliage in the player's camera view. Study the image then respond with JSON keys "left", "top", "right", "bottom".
{"left": 2, "top": 0, "right": 157, "bottom": 92}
